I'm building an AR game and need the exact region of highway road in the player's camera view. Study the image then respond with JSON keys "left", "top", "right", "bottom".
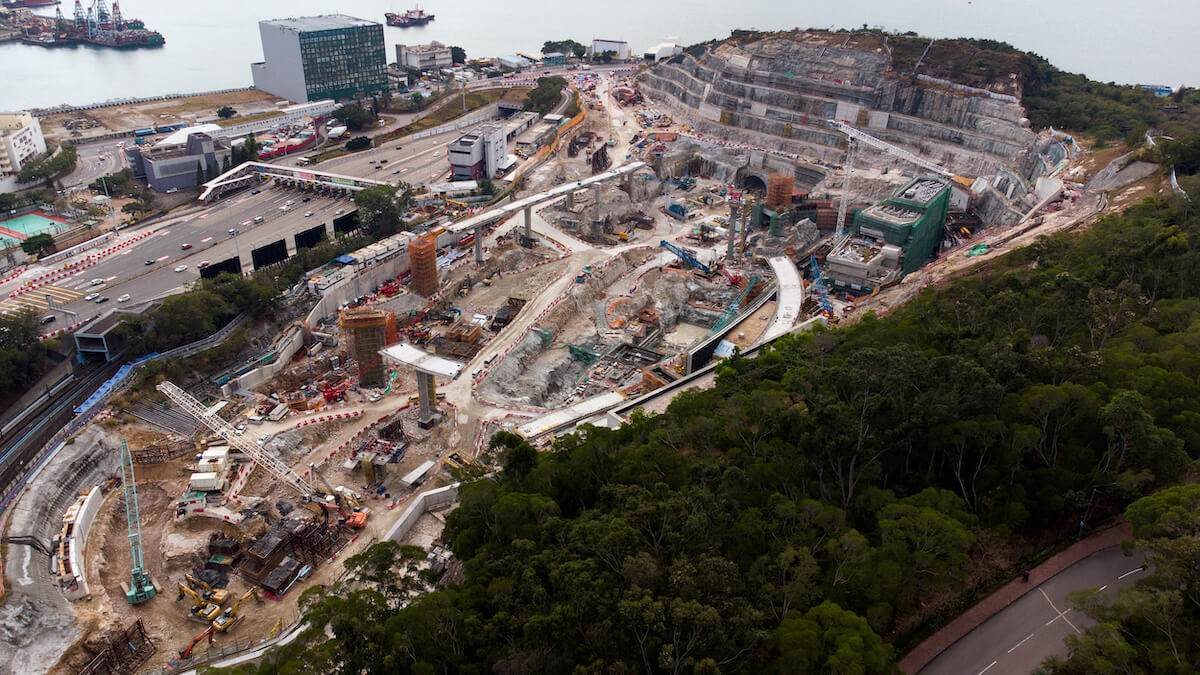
{"left": 64, "top": 139, "right": 127, "bottom": 190}
{"left": 919, "top": 546, "right": 1150, "bottom": 675}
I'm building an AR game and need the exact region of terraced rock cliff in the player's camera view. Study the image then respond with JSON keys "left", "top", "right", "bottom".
{"left": 638, "top": 32, "right": 1039, "bottom": 178}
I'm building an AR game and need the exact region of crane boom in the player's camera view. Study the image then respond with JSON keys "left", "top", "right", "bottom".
{"left": 836, "top": 136, "right": 855, "bottom": 233}
{"left": 156, "top": 381, "right": 314, "bottom": 496}
{"left": 659, "top": 240, "right": 711, "bottom": 274}
{"left": 829, "top": 120, "right": 956, "bottom": 180}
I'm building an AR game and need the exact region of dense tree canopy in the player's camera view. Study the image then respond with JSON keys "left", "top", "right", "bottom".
{"left": 332, "top": 104, "right": 378, "bottom": 132}
{"left": 524, "top": 76, "right": 568, "bottom": 115}
{"left": 352, "top": 182, "right": 413, "bottom": 238}
{"left": 219, "top": 192, "right": 1200, "bottom": 673}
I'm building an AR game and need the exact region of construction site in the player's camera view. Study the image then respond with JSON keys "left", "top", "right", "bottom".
{"left": 0, "top": 29, "right": 1135, "bottom": 675}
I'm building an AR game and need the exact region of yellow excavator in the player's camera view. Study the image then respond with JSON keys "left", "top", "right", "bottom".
{"left": 177, "top": 583, "right": 222, "bottom": 622}
{"left": 184, "top": 573, "right": 230, "bottom": 605}
{"left": 212, "top": 587, "right": 261, "bottom": 633}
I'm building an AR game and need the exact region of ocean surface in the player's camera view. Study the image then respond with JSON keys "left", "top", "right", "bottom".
{"left": 0, "top": 0, "right": 1196, "bottom": 110}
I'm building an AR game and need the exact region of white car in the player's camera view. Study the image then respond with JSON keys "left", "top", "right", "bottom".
{"left": 335, "top": 209, "right": 345, "bottom": 215}
{"left": 304, "top": 211, "right": 313, "bottom": 217}
{"left": 368, "top": 393, "right": 382, "bottom": 402}
{"left": 174, "top": 264, "right": 188, "bottom": 273}
{"left": 89, "top": 278, "right": 104, "bottom": 286}
{"left": 116, "top": 294, "right": 131, "bottom": 302}
{"left": 84, "top": 292, "right": 100, "bottom": 301}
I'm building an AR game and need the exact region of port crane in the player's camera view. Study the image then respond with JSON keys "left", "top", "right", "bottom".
{"left": 119, "top": 439, "right": 157, "bottom": 604}
{"left": 156, "top": 381, "right": 369, "bottom": 526}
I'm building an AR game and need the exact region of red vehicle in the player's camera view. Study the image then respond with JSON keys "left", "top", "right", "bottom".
{"left": 457, "top": 233, "right": 475, "bottom": 249}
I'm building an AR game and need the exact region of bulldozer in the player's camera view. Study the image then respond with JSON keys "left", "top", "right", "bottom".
{"left": 212, "top": 587, "right": 261, "bottom": 633}
{"left": 177, "top": 583, "right": 222, "bottom": 623}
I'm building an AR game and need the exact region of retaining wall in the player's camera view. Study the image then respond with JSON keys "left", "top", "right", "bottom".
{"left": 63, "top": 485, "right": 102, "bottom": 601}
{"left": 383, "top": 482, "right": 459, "bottom": 544}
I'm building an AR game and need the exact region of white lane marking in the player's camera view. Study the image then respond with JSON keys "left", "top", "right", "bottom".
{"left": 198, "top": 213, "right": 208, "bottom": 219}
{"left": 1118, "top": 567, "right": 1144, "bottom": 580}
{"left": 978, "top": 660, "right": 997, "bottom": 674}
{"left": 159, "top": 230, "right": 170, "bottom": 237}
{"left": 201, "top": 236, "right": 213, "bottom": 243}
{"left": 1008, "top": 633, "right": 1034, "bottom": 653}
{"left": 1040, "top": 588, "right": 1081, "bottom": 634}
{"left": 1045, "top": 608, "right": 1072, "bottom": 626}
{"left": 1099, "top": 584, "right": 1108, "bottom": 591}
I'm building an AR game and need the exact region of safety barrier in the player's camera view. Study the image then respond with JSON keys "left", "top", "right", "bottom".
{"left": 292, "top": 410, "right": 362, "bottom": 429}
{"left": 12, "top": 231, "right": 155, "bottom": 298}
{"left": 39, "top": 314, "right": 98, "bottom": 341}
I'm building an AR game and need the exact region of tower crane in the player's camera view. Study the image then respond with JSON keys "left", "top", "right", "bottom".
{"left": 156, "top": 381, "right": 368, "bottom": 527}
{"left": 119, "top": 439, "right": 157, "bottom": 604}
{"left": 828, "top": 119, "right": 973, "bottom": 187}
{"left": 836, "top": 136, "right": 856, "bottom": 234}
{"left": 809, "top": 255, "right": 835, "bottom": 320}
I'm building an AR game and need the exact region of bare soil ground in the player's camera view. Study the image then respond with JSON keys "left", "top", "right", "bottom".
{"left": 41, "top": 89, "right": 284, "bottom": 143}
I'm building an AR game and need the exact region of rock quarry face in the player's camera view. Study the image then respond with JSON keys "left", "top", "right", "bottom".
{"left": 638, "top": 34, "right": 1039, "bottom": 179}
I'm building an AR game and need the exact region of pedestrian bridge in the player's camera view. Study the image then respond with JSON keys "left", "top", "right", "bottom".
{"left": 198, "top": 162, "right": 390, "bottom": 203}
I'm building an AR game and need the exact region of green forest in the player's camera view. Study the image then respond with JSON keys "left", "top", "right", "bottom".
{"left": 217, "top": 189, "right": 1200, "bottom": 673}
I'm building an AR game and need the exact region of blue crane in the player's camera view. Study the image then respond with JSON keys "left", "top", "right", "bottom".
{"left": 659, "top": 240, "right": 710, "bottom": 274}
{"left": 709, "top": 275, "right": 761, "bottom": 335}
{"left": 119, "top": 439, "right": 157, "bottom": 604}
{"left": 809, "top": 256, "right": 835, "bottom": 318}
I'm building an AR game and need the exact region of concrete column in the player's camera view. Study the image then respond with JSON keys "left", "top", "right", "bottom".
{"left": 567, "top": 190, "right": 575, "bottom": 210}
{"left": 727, "top": 203, "right": 738, "bottom": 261}
{"left": 592, "top": 184, "right": 602, "bottom": 223}
{"left": 416, "top": 371, "right": 438, "bottom": 428}
{"left": 523, "top": 205, "right": 533, "bottom": 244}
{"left": 474, "top": 223, "right": 484, "bottom": 265}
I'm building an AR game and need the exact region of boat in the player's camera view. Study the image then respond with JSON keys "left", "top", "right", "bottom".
{"left": 2, "top": 0, "right": 60, "bottom": 7}
{"left": 385, "top": 7, "right": 434, "bottom": 27}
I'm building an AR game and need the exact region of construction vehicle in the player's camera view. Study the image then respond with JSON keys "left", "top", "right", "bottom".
{"left": 177, "top": 583, "right": 222, "bottom": 622}
{"left": 119, "top": 439, "right": 158, "bottom": 604}
{"left": 309, "top": 462, "right": 370, "bottom": 529}
{"left": 380, "top": 280, "right": 401, "bottom": 297}
{"left": 177, "top": 625, "right": 215, "bottom": 661}
{"left": 659, "top": 240, "right": 711, "bottom": 274}
{"left": 321, "top": 382, "right": 348, "bottom": 402}
{"left": 212, "top": 587, "right": 260, "bottom": 633}
{"left": 183, "top": 573, "right": 229, "bottom": 605}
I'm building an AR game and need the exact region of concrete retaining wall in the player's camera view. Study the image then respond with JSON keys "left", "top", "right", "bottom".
{"left": 384, "top": 482, "right": 459, "bottom": 544}
{"left": 64, "top": 485, "right": 102, "bottom": 601}
{"left": 227, "top": 325, "right": 304, "bottom": 393}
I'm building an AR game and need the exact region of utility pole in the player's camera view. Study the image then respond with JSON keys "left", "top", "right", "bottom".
{"left": 100, "top": 175, "right": 118, "bottom": 234}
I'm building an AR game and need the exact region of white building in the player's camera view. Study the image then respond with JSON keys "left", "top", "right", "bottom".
{"left": 591, "top": 39, "right": 631, "bottom": 60}
{"left": 496, "top": 54, "right": 530, "bottom": 71}
{"left": 447, "top": 122, "right": 507, "bottom": 180}
{"left": 643, "top": 37, "right": 683, "bottom": 62}
{"left": 0, "top": 112, "right": 47, "bottom": 176}
{"left": 396, "top": 41, "right": 453, "bottom": 71}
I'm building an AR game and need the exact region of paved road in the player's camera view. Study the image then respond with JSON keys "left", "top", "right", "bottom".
{"left": 920, "top": 546, "right": 1149, "bottom": 675}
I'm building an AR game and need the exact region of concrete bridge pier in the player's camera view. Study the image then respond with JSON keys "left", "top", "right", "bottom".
{"left": 474, "top": 222, "right": 484, "bottom": 265}
{"left": 416, "top": 371, "right": 439, "bottom": 429}
{"left": 727, "top": 203, "right": 738, "bottom": 261}
{"left": 522, "top": 205, "right": 533, "bottom": 247}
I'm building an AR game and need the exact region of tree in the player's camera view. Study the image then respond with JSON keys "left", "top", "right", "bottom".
{"left": 352, "top": 182, "right": 411, "bottom": 238}
{"left": 775, "top": 602, "right": 894, "bottom": 674}
{"left": 477, "top": 178, "right": 496, "bottom": 196}
{"left": 216, "top": 105, "right": 236, "bottom": 119}
{"left": 450, "top": 45, "right": 466, "bottom": 64}
{"left": 597, "top": 50, "right": 616, "bottom": 64}
{"left": 345, "top": 136, "right": 371, "bottom": 152}
{"left": 410, "top": 92, "right": 424, "bottom": 106}
{"left": 121, "top": 201, "right": 150, "bottom": 215}
{"left": 332, "top": 103, "right": 377, "bottom": 131}
{"left": 405, "top": 67, "right": 422, "bottom": 86}
{"left": 20, "top": 232, "right": 55, "bottom": 256}
{"left": 524, "top": 76, "right": 568, "bottom": 115}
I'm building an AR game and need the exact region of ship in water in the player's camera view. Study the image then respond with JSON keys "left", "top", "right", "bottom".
{"left": 385, "top": 7, "right": 434, "bottom": 27}
{"left": 11, "top": 0, "right": 163, "bottom": 48}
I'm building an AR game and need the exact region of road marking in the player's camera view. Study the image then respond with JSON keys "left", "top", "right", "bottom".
{"left": 978, "top": 660, "right": 997, "bottom": 674}
{"left": 198, "top": 213, "right": 208, "bottom": 219}
{"left": 1118, "top": 567, "right": 1144, "bottom": 580}
{"left": 1099, "top": 584, "right": 1108, "bottom": 591}
{"left": 201, "top": 236, "right": 213, "bottom": 243}
{"left": 159, "top": 230, "right": 170, "bottom": 237}
{"left": 1045, "top": 608, "right": 1073, "bottom": 626}
{"left": 1008, "top": 633, "right": 1034, "bottom": 653}
{"left": 156, "top": 255, "right": 170, "bottom": 262}
{"left": 1040, "top": 588, "right": 1081, "bottom": 634}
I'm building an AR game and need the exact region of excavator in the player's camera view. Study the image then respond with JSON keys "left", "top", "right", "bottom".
{"left": 183, "top": 573, "right": 230, "bottom": 605}
{"left": 212, "top": 587, "right": 261, "bottom": 633}
{"left": 177, "top": 583, "right": 222, "bottom": 622}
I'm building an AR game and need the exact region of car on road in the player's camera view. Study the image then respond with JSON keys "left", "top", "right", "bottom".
{"left": 144, "top": 259, "right": 154, "bottom": 265}
{"left": 304, "top": 211, "right": 313, "bottom": 217}
{"left": 116, "top": 294, "right": 131, "bottom": 302}
{"left": 197, "top": 260, "right": 210, "bottom": 269}
{"left": 174, "top": 264, "right": 188, "bottom": 273}
{"left": 89, "top": 278, "right": 104, "bottom": 286}
{"left": 40, "top": 315, "right": 56, "bottom": 325}
{"left": 95, "top": 296, "right": 109, "bottom": 303}
{"left": 84, "top": 292, "right": 100, "bottom": 301}
{"left": 180, "top": 243, "right": 192, "bottom": 250}
{"left": 285, "top": 199, "right": 295, "bottom": 206}
{"left": 368, "top": 392, "right": 382, "bottom": 403}
{"left": 229, "top": 228, "right": 239, "bottom": 235}
{"left": 392, "top": 170, "right": 399, "bottom": 174}
{"left": 302, "top": 196, "right": 311, "bottom": 202}
{"left": 335, "top": 209, "right": 344, "bottom": 215}
{"left": 251, "top": 189, "right": 261, "bottom": 195}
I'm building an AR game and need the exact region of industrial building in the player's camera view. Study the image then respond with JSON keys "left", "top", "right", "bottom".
{"left": 542, "top": 52, "right": 566, "bottom": 66}
{"left": 495, "top": 54, "right": 531, "bottom": 71}
{"left": 591, "top": 39, "right": 631, "bottom": 60}
{"left": 825, "top": 175, "right": 952, "bottom": 293}
{"left": 395, "top": 41, "right": 452, "bottom": 71}
{"left": 250, "top": 15, "right": 388, "bottom": 102}
{"left": 0, "top": 112, "right": 46, "bottom": 177}
{"left": 124, "top": 132, "right": 232, "bottom": 193}
{"left": 446, "top": 123, "right": 505, "bottom": 180}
